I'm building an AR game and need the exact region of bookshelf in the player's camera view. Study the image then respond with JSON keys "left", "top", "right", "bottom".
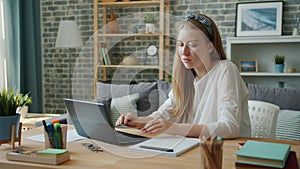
{"left": 93, "top": 0, "right": 170, "bottom": 98}
{"left": 226, "top": 36, "right": 300, "bottom": 88}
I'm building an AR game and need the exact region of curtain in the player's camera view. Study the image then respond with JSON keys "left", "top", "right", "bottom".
{"left": 1, "top": 0, "right": 42, "bottom": 113}
{"left": 19, "top": 0, "right": 42, "bottom": 113}
{"left": 5, "top": 0, "right": 21, "bottom": 90}
{"left": 0, "top": 0, "right": 7, "bottom": 89}
{"left": 0, "top": 0, "right": 21, "bottom": 90}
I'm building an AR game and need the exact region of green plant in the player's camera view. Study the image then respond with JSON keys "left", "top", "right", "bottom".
{"left": 0, "top": 89, "right": 32, "bottom": 116}
{"left": 274, "top": 54, "right": 285, "bottom": 64}
{"left": 143, "top": 13, "right": 157, "bottom": 24}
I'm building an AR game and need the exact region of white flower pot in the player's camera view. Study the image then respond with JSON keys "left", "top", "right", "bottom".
{"left": 16, "top": 106, "right": 29, "bottom": 120}
{"left": 145, "top": 23, "right": 155, "bottom": 34}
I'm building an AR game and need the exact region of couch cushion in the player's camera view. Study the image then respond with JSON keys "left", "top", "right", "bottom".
{"left": 157, "top": 80, "right": 172, "bottom": 106}
{"left": 96, "top": 82, "right": 159, "bottom": 117}
{"left": 110, "top": 93, "right": 139, "bottom": 125}
{"left": 276, "top": 109, "right": 300, "bottom": 141}
{"left": 247, "top": 83, "right": 300, "bottom": 111}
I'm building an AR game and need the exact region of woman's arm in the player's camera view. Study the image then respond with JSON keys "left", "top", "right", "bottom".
{"left": 142, "top": 119, "right": 210, "bottom": 138}
{"left": 116, "top": 113, "right": 154, "bottom": 128}
{"left": 116, "top": 90, "right": 175, "bottom": 128}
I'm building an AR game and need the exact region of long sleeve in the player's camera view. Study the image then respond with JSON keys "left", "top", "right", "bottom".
{"left": 149, "top": 60, "right": 251, "bottom": 139}
{"left": 193, "top": 60, "right": 251, "bottom": 139}
{"left": 149, "top": 90, "right": 175, "bottom": 121}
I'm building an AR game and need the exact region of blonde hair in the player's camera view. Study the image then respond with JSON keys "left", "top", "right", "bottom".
{"left": 168, "top": 14, "right": 226, "bottom": 123}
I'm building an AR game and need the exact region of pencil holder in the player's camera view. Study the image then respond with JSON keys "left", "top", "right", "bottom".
{"left": 44, "top": 125, "right": 67, "bottom": 149}
{"left": 199, "top": 139, "right": 223, "bottom": 169}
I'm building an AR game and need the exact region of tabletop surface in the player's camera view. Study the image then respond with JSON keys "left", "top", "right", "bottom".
{"left": 0, "top": 125, "right": 299, "bottom": 169}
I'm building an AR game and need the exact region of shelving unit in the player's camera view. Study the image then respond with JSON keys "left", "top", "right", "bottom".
{"left": 226, "top": 36, "right": 300, "bottom": 88}
{"left": 93, "top": 0, "right": 170, "bottom": 98}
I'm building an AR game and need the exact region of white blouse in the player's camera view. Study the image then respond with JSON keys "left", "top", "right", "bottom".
{"left": 150, "top": 60, "right": 251, "bottom": 139}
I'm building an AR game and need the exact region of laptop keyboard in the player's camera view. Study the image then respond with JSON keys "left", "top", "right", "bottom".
{"left": 116, "top": 131, "right": 149, "bottom": 143}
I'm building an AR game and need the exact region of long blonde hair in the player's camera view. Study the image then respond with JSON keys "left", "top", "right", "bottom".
{"left": 169, "top": 14, "right": 226, "bottom": 123}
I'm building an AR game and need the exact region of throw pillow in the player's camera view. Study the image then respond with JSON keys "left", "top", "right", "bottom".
{"left": 110, "top": 93, "right": 139, "bottom": 125}
{"left": 157, "top": 80, "right": 172, "bottom": 106}
{"left": 276, "top": 110, "right": 300, "bottom": 141}
{"left": 247, "top": 83, "right": 300, "bottom": 111}
{"left": 97, "top": 98, "right": 112, "bottom": 125}
{"left": 96, "top": 82, "right": 159, "bottom": 117}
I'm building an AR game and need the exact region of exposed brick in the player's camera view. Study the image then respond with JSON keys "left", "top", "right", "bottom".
{"left": 41, "top": 0, "right": 300, "bottom": 114}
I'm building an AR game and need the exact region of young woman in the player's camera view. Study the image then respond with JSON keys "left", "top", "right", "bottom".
{"left": 116, "top": 13, "right": 250, "bottom": 139}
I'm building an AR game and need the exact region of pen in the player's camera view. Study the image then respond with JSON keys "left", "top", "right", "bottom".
{"left": 52, "top": 119, "right": 60, "bottom": 125}
{"left": 54, "top": 123, "right": 62, "bottom": 149}
{"left": 139, "top": 145, "right": 174, "bottom": 152}
{"left": 42, "top": 120, "right": 48, "bottom": 134}
{"left": 46, "top": 122, "right": 55, "bottom": 148}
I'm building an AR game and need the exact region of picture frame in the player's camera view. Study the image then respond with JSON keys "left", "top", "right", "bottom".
{"left": 236, "top": 1, "right": 283, "bottom": 37}
{"left": 240, "top": 60, "right": 258, "bottom": 72}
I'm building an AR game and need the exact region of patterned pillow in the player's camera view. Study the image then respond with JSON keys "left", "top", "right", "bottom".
{"left": 276, "top": 110, "right": 300, "bottom": 141}
{"left": 110, "top": 93, "right": 139, "bottom": 126}
{"left": 96, "top": 82, "right": 159, "bottom": 117}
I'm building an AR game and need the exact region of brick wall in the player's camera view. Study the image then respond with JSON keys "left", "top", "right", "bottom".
{"left": 41, "top": 0, "right": 300, "bottom": 114}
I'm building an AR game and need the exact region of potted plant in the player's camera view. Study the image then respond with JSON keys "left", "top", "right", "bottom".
{"left": 274, "top": 54, "right": 285, "bottom": 73}
{"left": 143, "top": 13, "right": 157, "bottom": 34}
{"left": 16, "top": 92, "right": 32, "bottom": 120}
{"left": 0, "top": 89, "right": 32, "bottom": 141}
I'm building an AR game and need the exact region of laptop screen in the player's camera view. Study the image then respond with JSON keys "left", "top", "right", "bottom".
{"left": 64, "top": 98, "right": 118, "bottom": 142}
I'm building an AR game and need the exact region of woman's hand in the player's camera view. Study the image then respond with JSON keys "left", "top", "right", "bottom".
{"left": 141, "top": 119, "right": 174, "bottom": 134}
{"left": 115, "top": 113, "right": 138, "bottom": 128}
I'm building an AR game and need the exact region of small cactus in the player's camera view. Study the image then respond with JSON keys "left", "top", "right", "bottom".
{"left": 274, "top": 54, "right": 285, "bottom": 64}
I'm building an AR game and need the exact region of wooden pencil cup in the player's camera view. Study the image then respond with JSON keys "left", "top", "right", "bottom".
{"left": 44, "top": 125, "right": 67, "bottom": 149}
{"left": 200, "top": 139, "right": 223, "bottom": 169}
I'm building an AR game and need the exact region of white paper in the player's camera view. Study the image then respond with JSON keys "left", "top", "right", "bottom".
{"left": 27, "top": 129, "right": 86, "bottom": 142}
{"left": 129, "top": 135, "right": 199, "bottom": 157}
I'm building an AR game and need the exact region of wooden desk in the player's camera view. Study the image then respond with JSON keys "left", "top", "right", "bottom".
{"left": 21, "top": 113, "right": 60, "bottom": 130}
{"left": 0, "top": 126, "right": 299, "bottom": 169}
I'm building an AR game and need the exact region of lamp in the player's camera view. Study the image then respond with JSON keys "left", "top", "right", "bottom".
{"left": 56, "top": 20, "right": 82, "bottom": 48}
{"left": 55, "top": 20, "right": 82, "bottom": 98}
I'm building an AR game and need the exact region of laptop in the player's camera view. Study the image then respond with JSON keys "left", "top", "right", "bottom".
{"left": 64, "top": 98, "right": 149, "bottom": 146}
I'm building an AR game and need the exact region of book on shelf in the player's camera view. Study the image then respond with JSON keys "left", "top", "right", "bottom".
{"left": 236, "top": 151, "right": 299, "bottom": 169}
{"left": 99, "top": 42, "right": 111, "bottom": 65}
{"left": 101, "top": 48, "right": 111, "bottom": 65}
{"left": 236, "top": 140, "right": 291, "bottom": 168}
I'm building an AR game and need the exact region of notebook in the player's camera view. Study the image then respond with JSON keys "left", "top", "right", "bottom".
{"left": 236, "top": 151, "right": 299, "bottom": 169}
{"left": 64, "top": 98, "right": 149, "bottom": 146}
{"left": 129, "top": 135, "right": 199, "bottom": 157}
{"left": 236, "top": 140, "right": 291, "bottom": 168}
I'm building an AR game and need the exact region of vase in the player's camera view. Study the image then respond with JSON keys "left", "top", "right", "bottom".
{"left": 274, "top": 64, "right": 284, "bottom": 73}
{"left": 0, "top": 114, "right": 20, "bottom": 140}
{"left": 122, "top": 56, "right": 138, "bottom": 65}
{"left": 292, "top": 28, "right": 299, "bottom": 36}
{"left": 145, "top": 23, "right": 155, "bottom": 34}
{"left": 107, "top": 12, "right": 119, "bottom": 33}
